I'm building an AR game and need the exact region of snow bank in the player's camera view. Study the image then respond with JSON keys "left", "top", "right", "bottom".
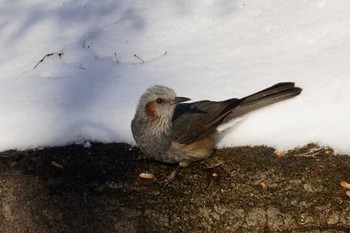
{"left": 1, "top": 0, "right": 350, "bottom": 153}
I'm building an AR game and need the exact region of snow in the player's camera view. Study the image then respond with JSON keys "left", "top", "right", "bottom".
{"left": 1, "top": 0, "right": 350, "bottom": 153}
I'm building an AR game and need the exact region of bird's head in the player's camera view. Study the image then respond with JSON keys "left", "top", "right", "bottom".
{"left": 136, "top": 85, "right": 190, "bottom": 122}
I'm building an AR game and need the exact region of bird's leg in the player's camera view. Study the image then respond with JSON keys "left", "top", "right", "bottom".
{"left": 162, "top": 165, "right": 183, "bottom": 185}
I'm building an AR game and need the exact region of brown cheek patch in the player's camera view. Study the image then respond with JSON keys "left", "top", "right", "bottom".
{"left": 145, "top": 102, "right": 159, "bottom": 121}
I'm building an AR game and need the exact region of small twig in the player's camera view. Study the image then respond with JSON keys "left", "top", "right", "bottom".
{"left": 203, "top": 161, "right": 224, "bottom": 170}
{"left": 294, "top": 152, "right": 318, "bottom": 158}
{"left": 79, "top": 64, "right": 87, "bottom": 70}
{"left": 33, "top": 52, "right": 64, "bottom": 69}
{"left": 114, "top": 52, "right": 119, "bottom": 63}
{"left": 133, "top": 54, "right": 144, "bottom": 63}
{"left": 33, "top": 53, "right": 54, "bottom": 69}
{"left": 132, "top": 51, "right": 167, "bottom": 65}
{"left": 295, "top": 147, "right": 323, "bottom": 158}
{"left": 51, "top": 161, "right": 63, "bottom": 169}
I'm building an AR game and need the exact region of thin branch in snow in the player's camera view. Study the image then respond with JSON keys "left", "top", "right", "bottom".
{"left": 79, "top": 64, "right": 87, "bottom": 70}
{"left": 114, "top": 52, "right": 119, "bottom": 63}
{"left": 134, "top": 54, "right": 145, "bottom": 63}
{"left": 132, "top": 51, "right": 167, "bottom": 65}
{"left": 33, "top": 52, "right": 64, "bottom": 69}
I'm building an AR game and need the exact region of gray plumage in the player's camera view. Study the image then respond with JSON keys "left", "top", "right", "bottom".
{"left": 131, "top": 82, "right": 302, "bottom": 183}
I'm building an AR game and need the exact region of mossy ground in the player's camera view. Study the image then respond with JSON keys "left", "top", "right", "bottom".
{"left": 0, "top": 143, "right": 350, "bottom": 232}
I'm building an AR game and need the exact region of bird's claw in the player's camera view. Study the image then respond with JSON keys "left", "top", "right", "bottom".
{"left": 161, "top": 165, "right": 183, "bottom": 186}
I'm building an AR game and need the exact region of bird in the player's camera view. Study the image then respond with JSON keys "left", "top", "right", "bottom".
{"left": 131, "top": 82, "right": 302, "bottom": 184}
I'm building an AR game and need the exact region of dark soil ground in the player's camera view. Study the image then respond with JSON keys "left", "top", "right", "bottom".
{"left": 1, "top": 142, "right": 350, "bottom": 232}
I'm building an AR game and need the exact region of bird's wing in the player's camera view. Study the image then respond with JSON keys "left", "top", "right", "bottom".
{"left": 171, "top": 99, "right": 242, "bottom": 144}
{"left": 171, "top": 82, "right": 302, "bottom": 145}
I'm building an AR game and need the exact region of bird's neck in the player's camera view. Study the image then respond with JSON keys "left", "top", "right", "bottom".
{"left": 146, "top": 115, "right": 172, "bottom": 138}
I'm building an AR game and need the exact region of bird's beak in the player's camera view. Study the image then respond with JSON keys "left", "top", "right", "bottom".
{"left": 172, "top": 96, "right": 191, "bottom": 105}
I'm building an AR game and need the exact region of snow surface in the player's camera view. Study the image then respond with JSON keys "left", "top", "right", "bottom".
{"left": 1, "top": 0, "right": 350, "bottom": 152}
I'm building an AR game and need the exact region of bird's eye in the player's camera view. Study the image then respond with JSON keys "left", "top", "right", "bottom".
{"left": 156, "top": 98, "right": 163, "bottom": 104}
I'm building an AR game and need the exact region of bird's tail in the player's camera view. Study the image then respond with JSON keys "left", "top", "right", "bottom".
{"left": 224, "top": 82, "right": 302, "bottom": 121}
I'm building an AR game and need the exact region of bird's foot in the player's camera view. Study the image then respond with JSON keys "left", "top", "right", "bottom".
{"left": 162, "top": 165, "right": 183, "bottom": 185}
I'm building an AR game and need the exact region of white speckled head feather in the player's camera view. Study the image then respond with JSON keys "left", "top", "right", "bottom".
{"left": 135, "top": 85, "right": 176, "bottom": 121}
{"left": 139, "top": 85, "right": 176, "bottom": 106}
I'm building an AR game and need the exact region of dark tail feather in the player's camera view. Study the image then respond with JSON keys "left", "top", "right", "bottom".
{"left": 223, "top": 82, "right": 302, "bottom": 121}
